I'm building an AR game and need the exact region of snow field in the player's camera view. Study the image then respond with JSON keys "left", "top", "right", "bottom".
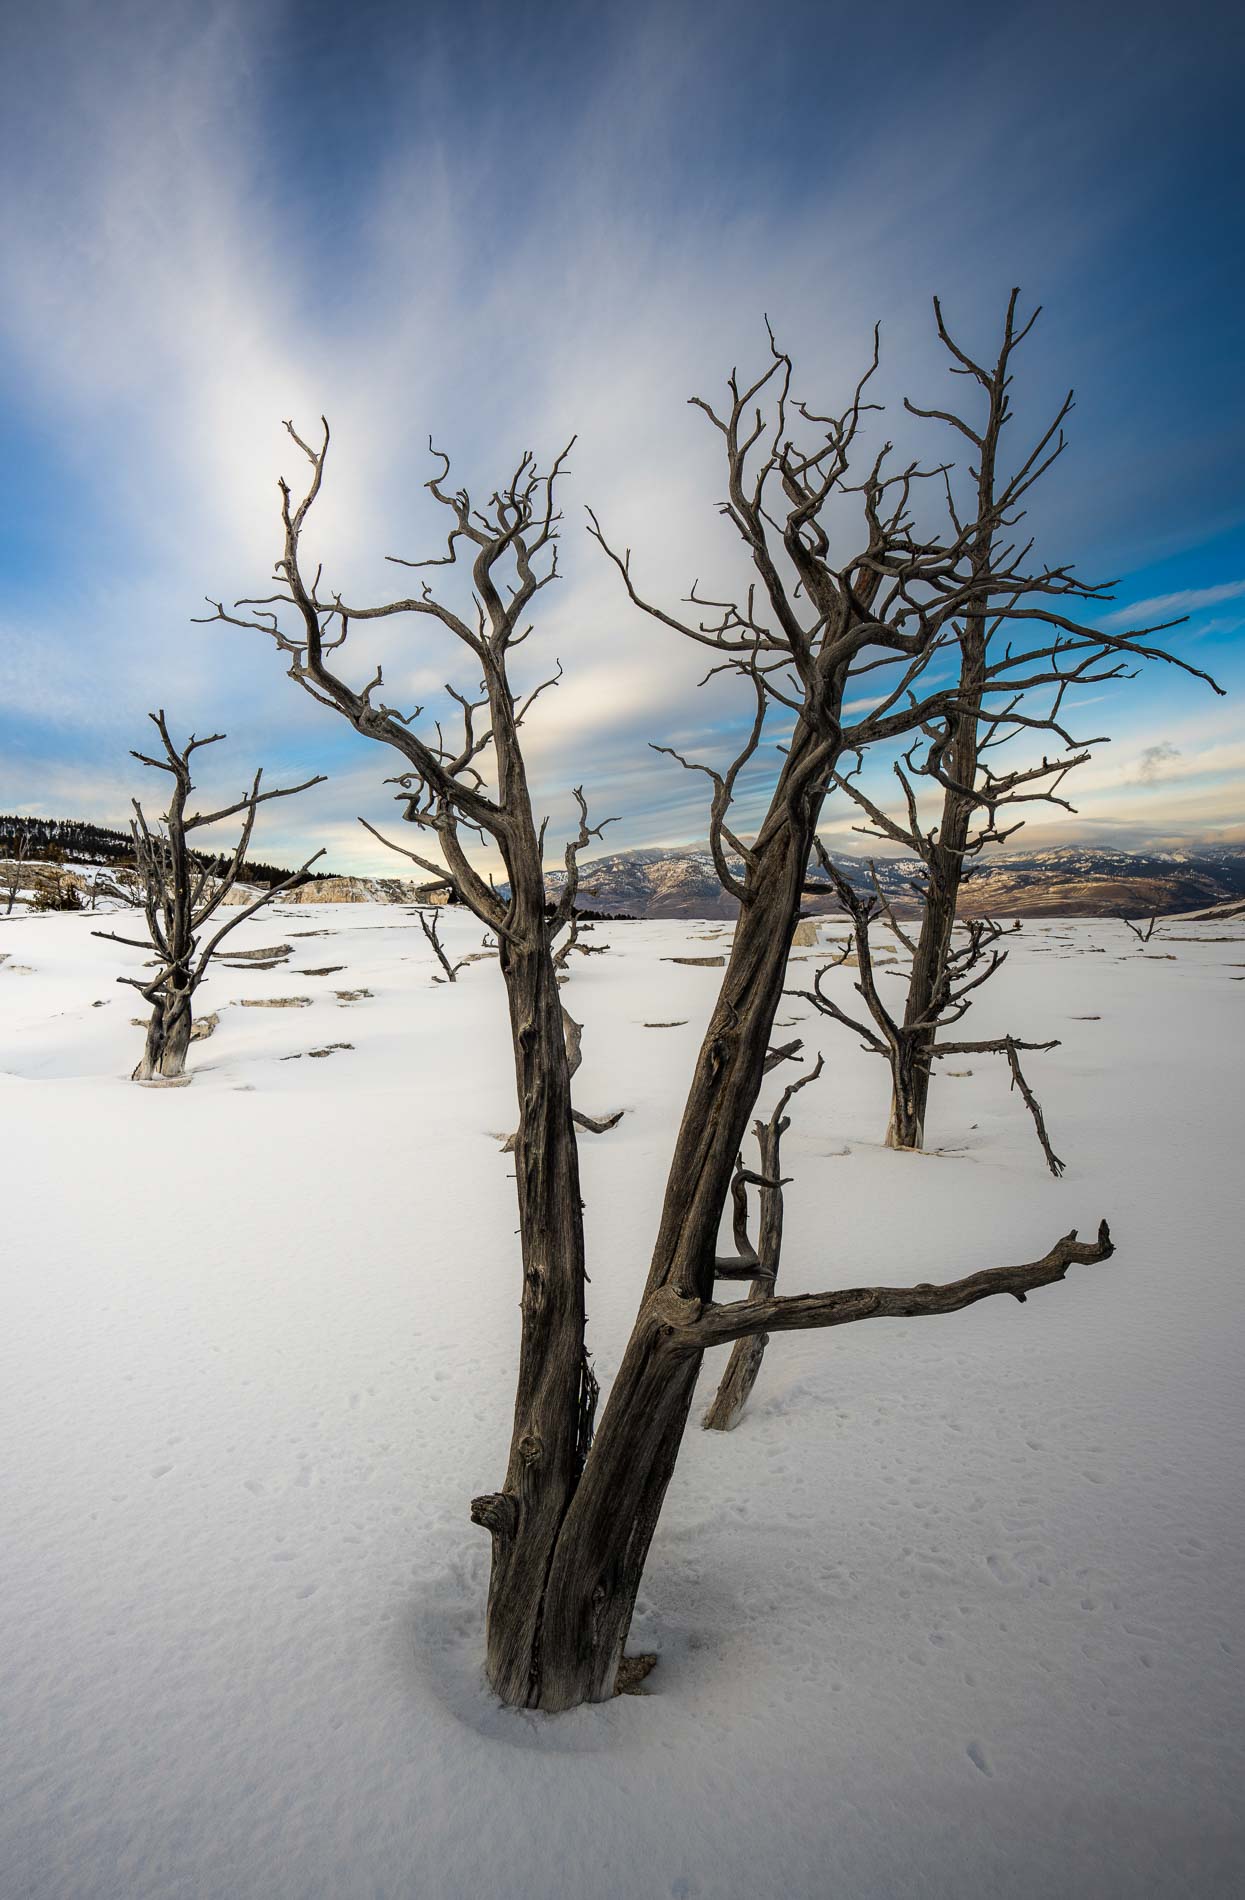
{"left": 1, "top": 906, "right": 1242, "bottom": 1898}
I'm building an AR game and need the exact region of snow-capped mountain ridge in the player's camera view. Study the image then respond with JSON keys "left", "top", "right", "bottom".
{"left": 547, "top": 843, "right": 1245, "bottom": 918}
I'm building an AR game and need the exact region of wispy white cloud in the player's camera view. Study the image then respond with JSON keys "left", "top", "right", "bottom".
{"left": 1099, "top": 579, "right": 1245, "bottom": 628}
{"left": 2, "top": 0, "right": 1242, "bottom": 866}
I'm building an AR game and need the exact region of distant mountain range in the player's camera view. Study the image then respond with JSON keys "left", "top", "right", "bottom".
{"left": 11, "top": 811, "right": 1245, "bottom": 922}
{"left": 549, "top": 844, "right": 1245, "bottom": 920}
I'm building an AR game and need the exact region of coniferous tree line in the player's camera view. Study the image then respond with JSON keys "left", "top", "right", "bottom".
{"left": 0, "top": 813, "right": 332, "bottom": 891}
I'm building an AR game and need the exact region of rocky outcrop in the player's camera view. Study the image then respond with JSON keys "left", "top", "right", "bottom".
{"left": 281, "top": 876, "right": 416, "bottom": 905}
{"left": 215, "top": 875, "right": 423, "bottom": 906}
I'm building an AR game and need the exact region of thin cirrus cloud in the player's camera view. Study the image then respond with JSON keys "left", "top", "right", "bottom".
{"left": 1, "top": 0, "right": 1242, "bottom": 874}
{"left": 1098, "top": 580, "right": 1245, "bottom": 629}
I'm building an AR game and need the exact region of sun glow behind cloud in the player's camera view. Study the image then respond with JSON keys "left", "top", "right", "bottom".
{"left": 1, "top": 0, "right": 1242, "bottom": 876}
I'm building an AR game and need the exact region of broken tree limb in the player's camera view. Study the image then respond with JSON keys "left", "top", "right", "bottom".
{"left": 763, "top": 1037, "right": 804, "bottom": 1073}
{"left": 703, "top": 1056, "right": 824, "bottom": 1430}
{"left": 691, "top": 1221, "right": 1112, "bottom": 1351}
{"left": 417, "top": 904, "right": 467, "bottom": 982}
{"left": 933, "top": 1033, "right": 1065, "bottom": 1176}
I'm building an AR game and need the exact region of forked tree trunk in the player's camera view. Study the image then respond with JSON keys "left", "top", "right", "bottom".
{"left": 487, "top": 742, "right": 830, "bottom": 1710}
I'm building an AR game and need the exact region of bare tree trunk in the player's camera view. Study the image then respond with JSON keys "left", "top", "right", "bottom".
{"left": 885, "top": 295, "right": 1010, "bottom": 1149}
{"left": 531, "top": 765, "right": 826, "bottom": 1707}
{"left": 475, "top": 924, "right": 593, "bottom": 1707}
{"left": 885, "top": 1029, "right": 933, "bottom": 1152}
{"left": 159, "top": 982, "right": 194, "bottom": 1078}
{"left": 132, "top": 977, "right": 195, "bottom": 1080}
{"left": 889, "top": 643, "right": 984, "bottom": 1151}
{"left": 702, "top": 1131, "right": 784, "bottom": 1432}
{"left": 132, "top": 1002, "right": 168, "bottom": 1082}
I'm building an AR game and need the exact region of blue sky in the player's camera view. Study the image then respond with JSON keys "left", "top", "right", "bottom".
{"left": 2, "top": 0, "right": 1243, "bottom": 873}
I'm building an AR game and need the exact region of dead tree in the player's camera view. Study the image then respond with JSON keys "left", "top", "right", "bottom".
{"left": 1120, "top": 912, "right": 1160, "bottom": 945}
{"left": 800, "top": 846, "right": 1066, "bottom": 1172}
{"left": 552, "top": 913, "right": 610, "bottom": 971}
{"left": 205, "top": 303, "right": 1129, "bottom": 1711}
{"left": 415, "top": 905, "right": 467, "bottom": 982}
{"left": 3, "top": 827, "right": 30, "bottom": 915}
{"left": 703, "top": 1056, "right": 824, "bottom": 1431}
{"left": 92, "top": 713, "right": 324, "bottom": 1079}
{"left": 821, "top": 293, "right": 1222, "bottom": 1152}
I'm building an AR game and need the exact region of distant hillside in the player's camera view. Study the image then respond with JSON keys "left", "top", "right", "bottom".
{"left": 548, "top": 844, "right": 1245, "bottom": 920}
{"left": 0, "top": 814, "right": 336, "bottom": 893}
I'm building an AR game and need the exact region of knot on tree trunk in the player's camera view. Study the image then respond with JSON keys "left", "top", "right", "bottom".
{"left": 645, "top": 1284, "right": 704, "bottom": 1352}
{"left": 470, "top": 1492, "right": 518, "bottom": 1543}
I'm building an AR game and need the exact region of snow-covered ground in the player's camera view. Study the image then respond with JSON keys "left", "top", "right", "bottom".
{"left": 2, "top": 906, "right": 1242, "bottom": 1899}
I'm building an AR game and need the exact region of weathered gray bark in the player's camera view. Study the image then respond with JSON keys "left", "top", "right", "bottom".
{"left": 476, "top": 934, "right": 592, "bottom": 1704}
{"left": 133, "top": 984, "right": 193, "bottom": 1081}
{"left": 703, "top": 1057, "right": 822, "bottom": 1431}
{"left": 889, "top": 586, "right": 987, "bottom": 1148}
{"left": 534, "top": 768, "right": 832, "bottom": 1706}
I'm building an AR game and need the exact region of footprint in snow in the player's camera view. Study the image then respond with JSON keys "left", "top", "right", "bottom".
{"left": 966, "top": 1741, "right": 993, "bottom": 1776}
{"left": 985, "top": 1552, "right": 1023, "bottom": 1585}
